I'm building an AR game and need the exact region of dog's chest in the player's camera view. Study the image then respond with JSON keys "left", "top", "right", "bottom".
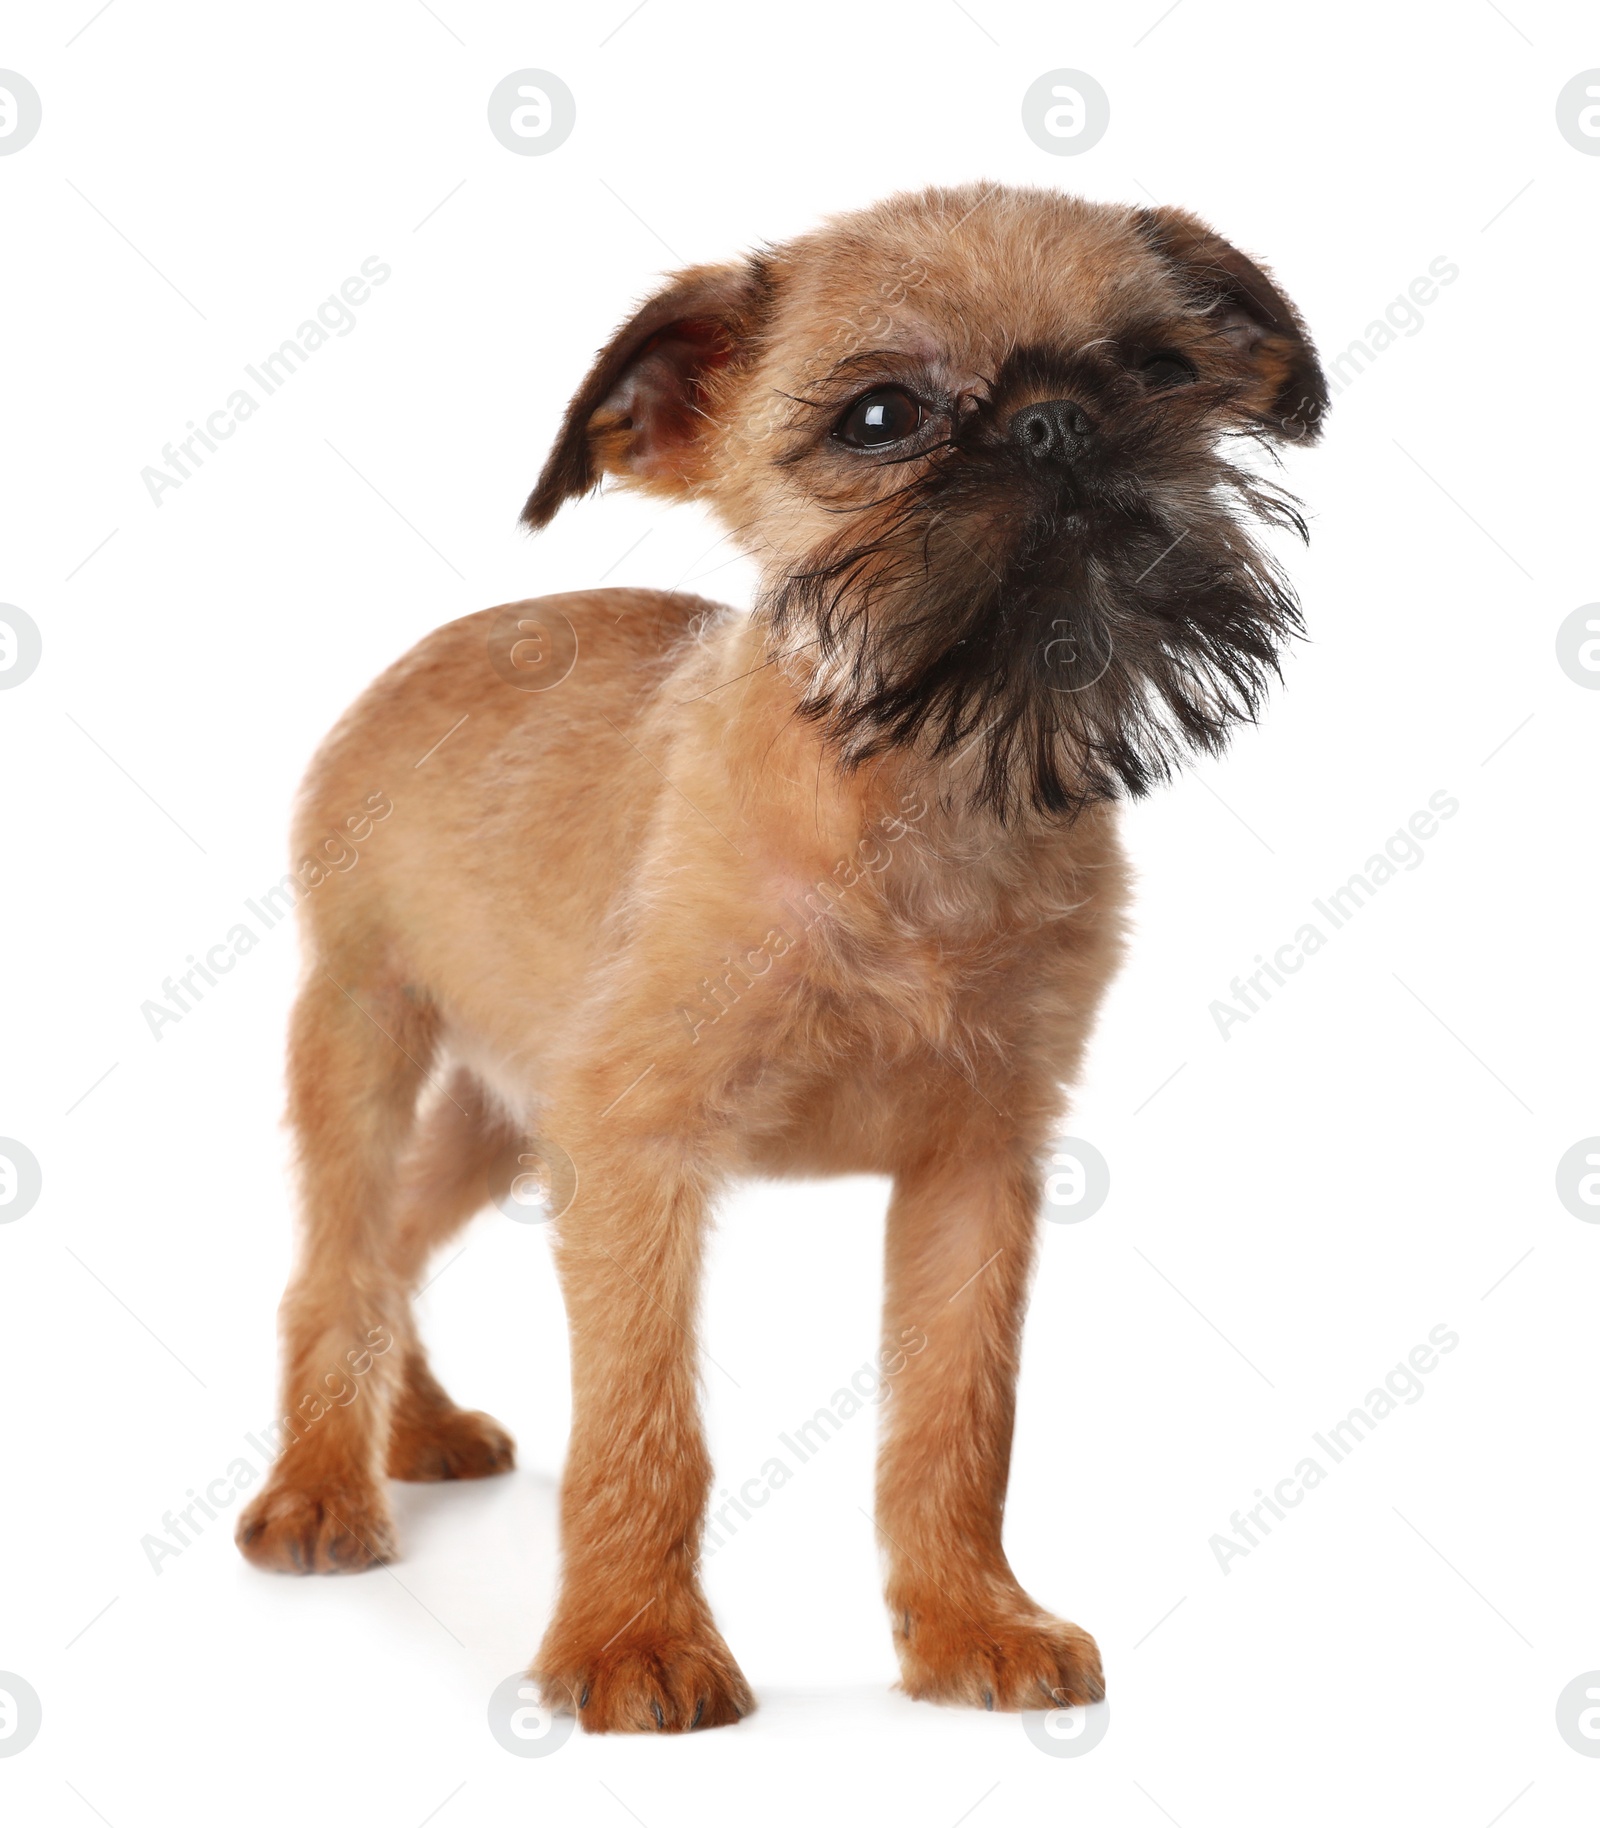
{"left": 779, "top": 878, "right": 1087, "bottom": 1065}
{"left": 733, "top": 915, "right": 1090, "bottom": 1178}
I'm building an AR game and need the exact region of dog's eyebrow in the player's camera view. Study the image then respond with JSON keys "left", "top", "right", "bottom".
{"left": 798, "top": 347, "right": 934, "bottom": 397}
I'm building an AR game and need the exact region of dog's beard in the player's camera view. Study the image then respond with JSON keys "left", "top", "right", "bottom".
{"left": 761, "top": 382, "right": 1308, "bottom": 821}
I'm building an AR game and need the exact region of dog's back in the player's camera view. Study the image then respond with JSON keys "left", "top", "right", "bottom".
{"left": 290, "top": 587, "right": 728, "bottom": 1063}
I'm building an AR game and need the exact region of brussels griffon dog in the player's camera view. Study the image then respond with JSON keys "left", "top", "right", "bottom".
{"left": 236, "top": 183, "right": 1325, "bottom": 1731}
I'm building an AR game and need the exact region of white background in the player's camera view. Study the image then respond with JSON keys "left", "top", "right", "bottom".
{"left": 3, "top": 1, "right": 1597, "bottom": 1822}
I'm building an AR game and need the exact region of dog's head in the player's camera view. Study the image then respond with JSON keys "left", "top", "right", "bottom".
{"left": 525, "top": 184, "right": 1327, "bottom": 818}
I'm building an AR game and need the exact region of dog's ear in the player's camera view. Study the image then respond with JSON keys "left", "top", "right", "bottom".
{"left": 522, "top": 260, "right": 771, "bottom": 528}
{"left": 1134, "top": 206, "right": 1328, "bottom": 443}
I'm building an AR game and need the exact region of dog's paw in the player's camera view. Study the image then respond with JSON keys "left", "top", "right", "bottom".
{"left": 235, "top": 1479, "right": 396, "bottom": 1574}
{"left": 536, "top": 1620, "right": 754, "bottom": 1733}
{"left": 387, "top": 1407, "right": 516, "bottom": 1482}
{"left": 895, "top": 1602, "right": 1103, "bottom": 1712}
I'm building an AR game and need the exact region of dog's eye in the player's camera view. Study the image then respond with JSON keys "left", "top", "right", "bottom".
{"left": 834, "top": 388, "right": 923, "bottom": 448}
{"left": 1141, "top": 352, "right": 1197, "bottom": 388}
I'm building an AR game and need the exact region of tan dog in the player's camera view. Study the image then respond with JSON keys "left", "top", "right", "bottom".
{"left": 236, "top": 183, "right": 1325, "bottom": 1732}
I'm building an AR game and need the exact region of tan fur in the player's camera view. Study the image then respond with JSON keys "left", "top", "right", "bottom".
{"left": 237, "top": 183, "right": 1322, "bottom": 1731}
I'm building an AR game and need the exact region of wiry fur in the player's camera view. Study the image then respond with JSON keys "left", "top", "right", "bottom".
{"left": 236, "top": 183, "right": 1323, "bottom": 1734}
{"left": 765, "top": 345, "right": 1310, "bottom": 816}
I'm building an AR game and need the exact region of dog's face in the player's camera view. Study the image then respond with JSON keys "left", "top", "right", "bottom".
{"left": 526, "top": 185, "right": 1327, "bottom": 818}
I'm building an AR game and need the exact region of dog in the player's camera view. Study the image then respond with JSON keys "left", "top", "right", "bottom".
{"left": 235, "top": 182, "right": 1326, "bottom": 1732}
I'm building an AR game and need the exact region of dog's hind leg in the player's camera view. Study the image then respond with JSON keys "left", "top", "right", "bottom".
{"left": 236, "top": 967, "right": 436, "bottom": 1574}
{"left": 383, "top": 1069, "right": 521, "bottom": 1482}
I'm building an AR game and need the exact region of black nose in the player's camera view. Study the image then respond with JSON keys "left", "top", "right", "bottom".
{"left": 1011, "top": 398, "right": 1095, "bottom": 465}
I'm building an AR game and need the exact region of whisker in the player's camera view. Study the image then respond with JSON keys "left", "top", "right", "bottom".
{"left": 758, "top": 390, "right": 1308, "bottom": 820}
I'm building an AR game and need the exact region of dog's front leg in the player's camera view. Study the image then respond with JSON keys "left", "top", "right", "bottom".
{"left": 877, "top": 1143, "right": 1104, "bottom": 1712}
{"left": 533, "top": 1124, "right": 752, "bottom": 1733}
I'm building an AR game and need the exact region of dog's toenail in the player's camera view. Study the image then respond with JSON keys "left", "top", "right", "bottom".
{"left": 651, "top": 1699, "right": 664, "bottom": 1729}
{"left": 983, "top": 1689, "right": 994, "bottom": 1711}
{"left": 578, "top": 1685, "right": 589, "bottom": 1709}
{"left": 691, "top": 1697, "right": 705, "bottom": 1728}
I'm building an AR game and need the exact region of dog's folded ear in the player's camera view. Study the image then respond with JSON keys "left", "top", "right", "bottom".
{"left": 522, "top": 260, "right": 771, "bottom": 528}
{"left": 1134, "top": 206, "right": 1328, "bottom": 443}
